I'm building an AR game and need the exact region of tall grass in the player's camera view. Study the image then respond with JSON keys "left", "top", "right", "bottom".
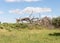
{"left": 0, "top": 29, "right": 60, "bottom": 43}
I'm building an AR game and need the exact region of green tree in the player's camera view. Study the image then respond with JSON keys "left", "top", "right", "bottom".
{"left": 52, "top": 17, "right": 60, "bottom": 28}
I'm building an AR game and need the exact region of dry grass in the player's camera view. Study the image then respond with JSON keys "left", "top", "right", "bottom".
{"left": 0, "top": 29, "right": 60, "bottom": 43}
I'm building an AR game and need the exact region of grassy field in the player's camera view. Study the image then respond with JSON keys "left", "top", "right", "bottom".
{"left": 0, "top": 29, "right": 60, "bottom": 43}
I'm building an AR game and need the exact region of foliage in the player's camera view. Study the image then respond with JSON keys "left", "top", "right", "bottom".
{"left": 0, "top": 23, "right": 29, "bottom": 31}
{"left": 52, "top": 17, "right": 60, "bottom": 28}
{"left": 0, "top": 16, "right": 60, "bottom": 31}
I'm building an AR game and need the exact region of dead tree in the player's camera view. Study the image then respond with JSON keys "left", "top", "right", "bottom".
{"left": 20, "top": 17, "right": 31, "bottom": 23}
{"left": 20, "top": 11, "right": 33, "bottom": 23}
{"left": 40, "top": 16, "right": 53, "bottom": 28}
{"left": 16, "top": 18, "right": 20, "bottom": 23}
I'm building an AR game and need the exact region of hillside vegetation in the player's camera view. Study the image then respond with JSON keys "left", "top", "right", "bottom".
{"left": 0, "top": 16, "right": 60, "bottom": 43}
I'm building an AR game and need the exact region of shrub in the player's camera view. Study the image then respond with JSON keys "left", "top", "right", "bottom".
{"left": 52, "top": 17, "right": 60, "bottom": 28}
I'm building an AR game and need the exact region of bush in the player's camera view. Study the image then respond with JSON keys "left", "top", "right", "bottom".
{"left": 52, "top": 17, "right": 60, "bottom": 28}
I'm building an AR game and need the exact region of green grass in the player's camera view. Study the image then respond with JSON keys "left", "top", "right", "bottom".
{"left": 0, "top": 29, "right": 60, "bottom": 43}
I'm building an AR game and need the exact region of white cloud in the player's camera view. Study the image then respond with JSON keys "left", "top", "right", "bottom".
{"left": 9, "top": 7, "right": 52, "bottom": 14}
{"left": 23, "top": 7, "right": 52, "bottom": 14}
{"left": 5, "top": 0, "right": 40, "bottom": 2}
{"left": 22, "top": 7, "right": 34, "bottom": 14}
{"left": 24, "top": 0, "right": 39, "bottom": 2}
{"left": 0, "top": 11, "right": 4, "bottom": 14}
{"left": 9, "top": 9, "right": 22, "bottom": 14}
{"left": 5, "top": 0, "right": 21, "bottom": 2}
{"left": 0, "top": 17, "right": 15, "bottom": 23}
{"left": 52, "top": 15, "right": 58, "bottom": 18}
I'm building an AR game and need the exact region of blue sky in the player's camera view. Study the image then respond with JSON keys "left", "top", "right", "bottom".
{"left": 0, "top": 0, "right": 60, "bottom": 23}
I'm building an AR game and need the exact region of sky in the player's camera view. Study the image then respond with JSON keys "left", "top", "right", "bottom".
{"left": 0, "top": 0, "right": 60, "bottom": 23}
